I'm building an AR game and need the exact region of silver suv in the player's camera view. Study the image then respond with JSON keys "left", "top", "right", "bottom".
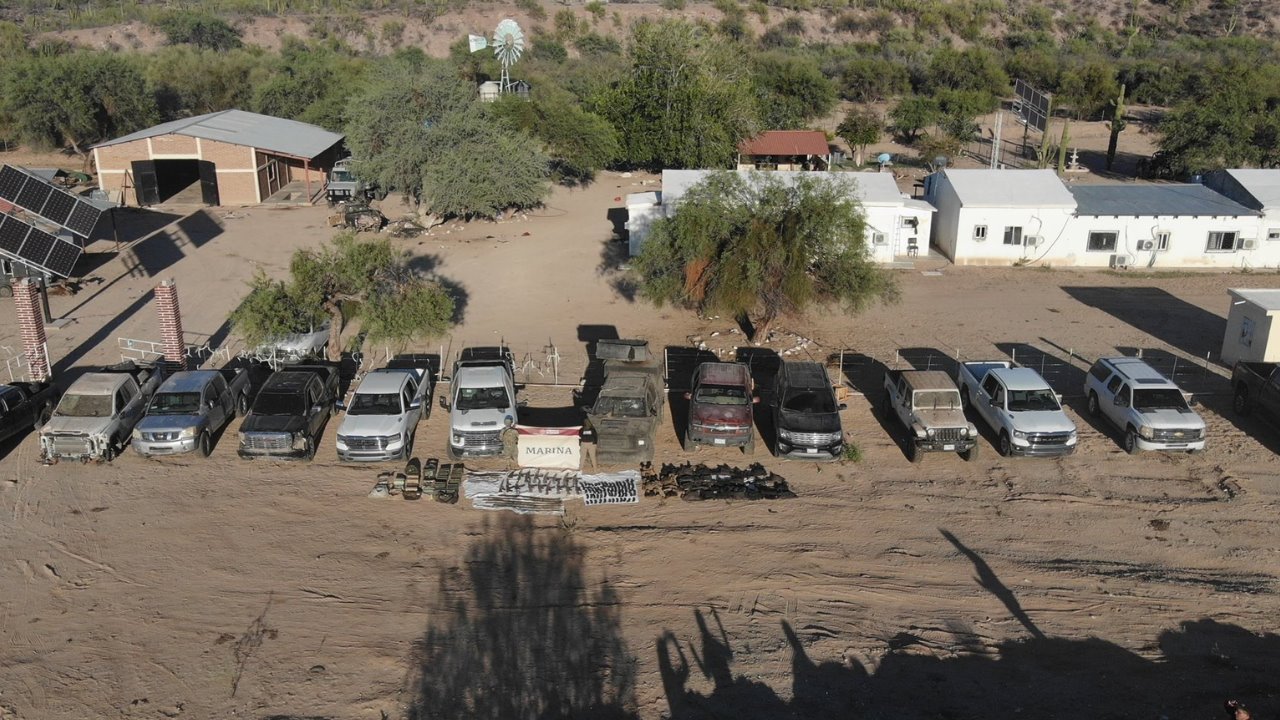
{"left": 1084, "top": 357, "right": 1205, "bottom": 454}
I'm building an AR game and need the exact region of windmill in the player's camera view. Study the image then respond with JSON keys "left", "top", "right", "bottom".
{"left": 468, "top": 18, "right": 525, "bottom": 94}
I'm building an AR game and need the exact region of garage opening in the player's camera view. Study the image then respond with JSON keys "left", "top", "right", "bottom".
{"left": 131, "top": 159, "right": 219, "bottom": 206}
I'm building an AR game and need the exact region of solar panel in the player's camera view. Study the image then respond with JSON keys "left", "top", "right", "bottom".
{"left": 42, "top": 191, "right": 75, "bottom": 227}
{"left": 0, "top": 164, "right": 107, "bottom": 239}
{"left": 0, "top": 212, "right": 83, "bottom": 278}
{"left": 15, "top": 179, "right": 50, "bottom": 216}
{"left": 0, "top": 215, "right": 28, "bottom": 254}
{"left": 66, "top": 201, "right": 102, "bottom": 237}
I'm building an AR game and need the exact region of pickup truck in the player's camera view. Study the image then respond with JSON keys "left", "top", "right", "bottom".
{"left": 1232, "top": 360, "right": 1280, "bottom": 423}
{"left": 238, "top": 363, "right": 340, "bottom": 460}
{"left": 0, "top": 381, "right": 60, "bottom": 444}
{"left": 683, "top": 361, "right": 758, "bottom": 455}
{"left": 335, "top": 356, "right": 436, "bottom": 462}
{"left": 957, "top": 360, "right": 1077, "bottom": 458}
{"left": 132, "top": 367, "right": 255, "bottom": 458}
{"left": 40, "top": 361, "right": 166, "bottom": 462}
{"left": 773, "top": 361, "right": 845, "bottom": 459}
{"left": 586, "top": 339, "right": 664, "bottom": 465}
{"left": 1085, "top": 357, "right": 1205, "bottom": 454}
{"left": 442, "top": 346, "right": 518, "bottom": 459}
{"left": 883, "top": 369, "right": 978, "bottom": 462}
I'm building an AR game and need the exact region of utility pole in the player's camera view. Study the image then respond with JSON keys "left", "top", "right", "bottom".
{"left": 991, "top": 111, "right": 1004, "bottom": 169}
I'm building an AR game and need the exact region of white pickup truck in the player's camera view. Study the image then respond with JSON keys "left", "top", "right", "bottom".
{"left": 957, "top": 360, "right": 1077, "bottom": 457}
{"left": 335, "top": 356, "right": 435, "bottom": 462}
{"left": 441, "top": 346, "right": 519, "bottom": 459}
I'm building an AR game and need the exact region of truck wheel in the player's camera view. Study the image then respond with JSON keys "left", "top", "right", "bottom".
{"left": 681, "top": 434, "right": 695, "bottom": 452}
{"left": 743, "top": 435, "right": 755, "bottom": 456}
{"left": 1087, "top": 392, "right": 1101, "bottom": 418}
{"left": 1124, "top": 427, "right": 1141, "bottom": 455}
{"left": 446, "top": 444, "right": 459, "bottom": 461}
{"left": 404, "top": 432, "right": 414, "bottom": 459}
{"left": 33, "top": 404, "right": 52, "bottom": 430}
{"left": 102, "top": 443, "right": 117, "bottom": 462}
{"left": 960, "top": 386, "right": 971, "bottom": 410}
{"left": 237, "top": 393, "right": 251, "bottom": 417}
{"left": 960, "top": 443, "right": 980, "bottom": 462}
{"left": 908, "top": 441, "right": 923, "bottom": 464}
{"left": 998, "top": 431, "right": 1013, "bottom": 457}
{"left": 1233, "top": 387, "right": 1251, "bottom": 416}
{"left": 305, "top": 436, "right": 316, "bottom": 461}
{"left": 196, "top": 431, "right": 212, "bottom": 458}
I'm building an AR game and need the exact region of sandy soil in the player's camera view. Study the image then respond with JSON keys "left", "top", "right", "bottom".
{"left": 1, "top": 159, "right": 1279, "bottom": 720}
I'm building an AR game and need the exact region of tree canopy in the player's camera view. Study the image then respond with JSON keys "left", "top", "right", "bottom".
{"left": 230, "top": 233, "right": 456, "bottom": 359}
{"left": 633, "top": 171, "right": 897, "bottom": 339}
{"left": 1154, "top": 64, "right": 1280, "bottom": 177}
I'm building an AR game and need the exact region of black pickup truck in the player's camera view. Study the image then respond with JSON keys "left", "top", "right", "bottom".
{"left": 238, "top": 363, "right": 341, "bottom": 460}
{"left": 0, "top": 381, "right": 60, "bottom": 444}
{"left": 1232, "top": 361, "right": 1280, "bottom": 422}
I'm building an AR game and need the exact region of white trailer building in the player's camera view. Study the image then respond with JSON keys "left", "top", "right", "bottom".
{"left": 629, "top": 170, "right": 935, "bottom": 262}
{"left": 926, "top": 168, "right": 1275, "bottom": 269}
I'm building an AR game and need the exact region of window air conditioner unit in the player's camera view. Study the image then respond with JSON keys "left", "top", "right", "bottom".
{"left": 1111, "top": 254, "right": 1131, "bottom": 270}
{"left": 1242, "top": 238, "right": 1257, "bottom": 250}
{"left": 1137, "top": 240, "right": 1154, "bottom": 251}
{"left": 1025, "top": 235, "right": 1043, "bottom": 247}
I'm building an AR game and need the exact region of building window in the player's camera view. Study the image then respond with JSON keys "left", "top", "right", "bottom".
{"left": 1241, "top": 315, "right": 1255, "bottom": 347}
{"left": 1156, "top": 231, "right": 1170, "bottom": 251}
{"left": 973, "top": 225, "right": 987, "bottom": 241}
{"left": 1207, "top": 231, "right": 1240, "bottom": 252}
{"left": 1087, "top": 231, "right": 1118, "bottom": 252}
{"left": 1002, "top": 226, "right": 1023, "bottom": 245}
{"left": 1268, "top": 228, "right": 1280, "bottom": 241}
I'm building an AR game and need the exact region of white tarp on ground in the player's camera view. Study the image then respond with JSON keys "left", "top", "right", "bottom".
{"left": 465, "top": 469, "right": 641, "bottom": 514}
{"left": 517, "top": 426, "right": 581, "bottom": 470}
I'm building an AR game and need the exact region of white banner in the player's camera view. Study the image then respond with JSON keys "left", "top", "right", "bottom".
{"left": 517, "top": 426, "right": 581, "bottom": 470}
{"left": 581, "top": 472, "right": 640, "bottom": 506}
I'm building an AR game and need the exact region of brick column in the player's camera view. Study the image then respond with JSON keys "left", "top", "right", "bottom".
{"left": 13, "top": 278, "right": 50, "bottom": 382}
{"left": 154, "top": 279, "right": 187, "bottom": 371}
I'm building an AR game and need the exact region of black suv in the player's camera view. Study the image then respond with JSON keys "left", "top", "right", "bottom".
{"left": 772, "top": 361, "right": 845, "bottom": 459}
{"left": 238, "top": 364, "right": 340, "bottom": 460}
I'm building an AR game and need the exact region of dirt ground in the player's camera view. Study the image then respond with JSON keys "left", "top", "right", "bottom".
{"left": 1, "top": 156, "right": 1280, "bottom": 720}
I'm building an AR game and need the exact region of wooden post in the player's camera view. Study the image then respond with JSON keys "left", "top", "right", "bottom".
{"left": 304, "top": 158, "right": 312, "bottom": 203}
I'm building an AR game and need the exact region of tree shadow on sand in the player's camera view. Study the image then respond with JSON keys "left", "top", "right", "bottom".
{"left": 659, "top": 530, "right": 1280, "bottom": 720}
{"left": 406, "top": 515, "right": 638, "bottom": 720}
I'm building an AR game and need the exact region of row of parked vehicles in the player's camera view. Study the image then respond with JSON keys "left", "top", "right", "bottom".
{"left": 16, "top": 341, "right": 1272, "bottom": 465}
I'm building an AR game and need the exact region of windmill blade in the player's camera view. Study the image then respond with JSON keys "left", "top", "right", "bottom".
{"left": 468, "top": 34, "right": 488, "bottom": 53}
{"left": 492, "top": 18, "right": 525, "bottom": 67}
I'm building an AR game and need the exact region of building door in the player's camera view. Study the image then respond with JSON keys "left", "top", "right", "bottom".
{"left": 197, "top": 161, "right": 219, "bottom": 206}
{"left": 131, "top": 160, "right": 159, "bottom": 206}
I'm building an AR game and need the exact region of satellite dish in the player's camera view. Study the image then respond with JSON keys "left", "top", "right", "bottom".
{"left": 492, "top": 18, "right": 525, "bottom": 93}
{"left": 468, "top": 34, "right": 488, "bottom": 53}
{"left": 876, "top": 152, "right": 893, "bottom": 164}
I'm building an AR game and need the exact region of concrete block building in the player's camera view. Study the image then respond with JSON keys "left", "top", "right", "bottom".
{"left": 92, "top": 110, "right": 345, "bottom": 207}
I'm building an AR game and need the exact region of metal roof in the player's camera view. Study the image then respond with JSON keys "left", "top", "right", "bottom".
{"left": 941, "top": 169, "right": 1077, "bottom": 209}
{"left": 1222, "top": 169, "right": 1280, "bottom": 210}
{"left": 355, "top": 369, "right": 412, "bottom": 394}
{"left": 1229, "top": 288, "right": 1280, "bottom": 313}
{"left": 92, "top": 109, "right": 344, "bottom": 159}
{"left": 158, "top": 370, "right": 220, "bottom": 394}
{"left": 661, "top": 170, "right": 924, "bottom": 209}
{"left": 738, "top": 131, "right": 830, "bottom": 157}
{"left": 992, "top": 367, "right": 1054, "bottom": 392}
{"left": 1070, "top": 183, "right": 1257, "bottom": 217}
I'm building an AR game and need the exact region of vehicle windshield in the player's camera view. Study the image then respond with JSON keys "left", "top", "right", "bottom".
{"left": 332, "top": 170, "right": 354, "bottom": 182}
{"left": 149, "top": 392, "right": 201, "bottom": 414}
{"left": 914, "top": 390, "right": 961, "bottom": 410}
{"left": 457, "top": 386, "right": 510, "bottom": 411}
{"left": 694, "top": 384, "right": 749, "bottom": 406}
{"left": 1008, "top": 389, "right": 1061, "bottom": 412}
{"left": 1133, "top": 388, "right": 1189, "bottom": 412}
{"left": 594, "top": 396, "right": 647, "bottom": 417}
{"left": 347, "top": 392, "right": 402, "bottom": 415}
{"left": 252, "top": 392, "right": 303, "bottom": 416}
{"left": 782, "top": 391, "right": 835, "bottom": 414}
{"left": 56, "top": 393, "right": 113, "bottom": 418}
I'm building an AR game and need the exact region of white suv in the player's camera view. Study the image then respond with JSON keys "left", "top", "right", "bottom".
{"left": 1084, "top": 357, "right": 1205, "bottom": 454}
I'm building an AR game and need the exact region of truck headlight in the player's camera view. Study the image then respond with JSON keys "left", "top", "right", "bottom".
{"left": 1138, "top": 425, "right": 1154, "bottom": 440}
{"left": 958, "top": 427, "right": 969, "bottom": 437}
{"left": 452, "top": 434, "right": 464, "bottom": 446}
{"left": 637, "top": 439, "right": 646, "bottom": 446}
{"left": 335, "top": 436, "right": 348, "bottom": 450}
{"left": 926, "top": 428, "right": 936, "bottom": 438}
{"left": 291, "top": 433, "right": 309, "bottom": 450}
{"left": 1068, "top": 430, "right": 1078, "bottom": 441}
{"left": 1013, "top": 429, "right": 1027, "bottom": 439}
{"left": 177, "top": 427, "right": 197, "bottom": 440}
{"left": 385, "top": 434, "right": 403, "bottom": 448}
{"left": 132, "top": 428, "right": 143, "bottom": 440}
{"left": 777, "top": 429, "right": 793, "bottom": 442}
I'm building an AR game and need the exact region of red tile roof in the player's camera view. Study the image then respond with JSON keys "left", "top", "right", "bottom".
{"left": 738, "top": 131, "right": 830, "bottom": 157}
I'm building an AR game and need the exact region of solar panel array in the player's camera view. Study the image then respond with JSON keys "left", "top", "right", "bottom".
{"left": 0, "top": 212, "right": 82, "bottom": 278}
{"left": 0, "top": 164, "right": 106, "bottom": 238}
